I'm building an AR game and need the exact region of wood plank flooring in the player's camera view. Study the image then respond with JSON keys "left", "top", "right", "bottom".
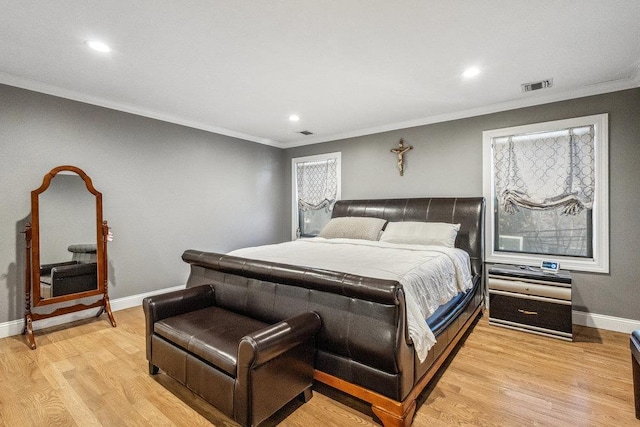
{"left": 0, "top": 307, "right": 637, "bottom": 426}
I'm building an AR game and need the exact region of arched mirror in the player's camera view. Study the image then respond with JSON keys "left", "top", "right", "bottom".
{"left": 23, "top": 165, "right": 115, "bottom": 349}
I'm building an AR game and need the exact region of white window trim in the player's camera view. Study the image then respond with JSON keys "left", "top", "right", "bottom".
{"left": 482, "top": 114, "right": 609, "bottom": 273}
{"left": 291, "top": 152, "right": 342, "bottom": 240}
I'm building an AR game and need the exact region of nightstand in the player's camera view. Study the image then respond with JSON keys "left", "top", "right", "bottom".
{"left": 488, "top": 264, "right": 573, "bottom": 341}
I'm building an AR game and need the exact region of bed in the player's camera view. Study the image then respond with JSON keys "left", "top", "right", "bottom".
{"left": 182, "top": 197, "right": 484, "bottom": 426}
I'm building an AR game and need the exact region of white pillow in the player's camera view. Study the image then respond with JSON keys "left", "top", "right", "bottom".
{"left": 318, "top": 216, "right": 387, "bottom": 241}
{"left": 380, "top": 221, "right": 461, "bottom": 247}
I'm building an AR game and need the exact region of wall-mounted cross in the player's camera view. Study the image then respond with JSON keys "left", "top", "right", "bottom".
{"left": 390, "top": 138, "right": 413, "bottom": 176}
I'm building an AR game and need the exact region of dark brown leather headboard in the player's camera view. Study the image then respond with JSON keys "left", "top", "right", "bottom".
{"left": 332, "top": 197, "right": 485, "bottom": 278}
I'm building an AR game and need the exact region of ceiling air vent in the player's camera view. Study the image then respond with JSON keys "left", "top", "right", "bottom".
{"left": 299, "top": 130, "right": 313, "bottom": 136}
{"left": 521, "top": 79, "right": 553, "bottom": 92}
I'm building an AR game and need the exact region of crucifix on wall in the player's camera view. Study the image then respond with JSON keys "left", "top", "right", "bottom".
{"left": 390, "top": 138, "right": 413, "bottom": 176}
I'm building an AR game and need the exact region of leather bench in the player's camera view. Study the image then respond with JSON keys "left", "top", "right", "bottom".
{"left": 632, "top": 330, "right": 640, "bottom": 419}
{"left": 143, "top": 284, "right": 321, "bottom": 427}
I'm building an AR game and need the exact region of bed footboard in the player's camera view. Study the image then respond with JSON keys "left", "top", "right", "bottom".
{"left": 183, "top": 249, "right": 416, "bottom": 401}
{"left": 183, "top": 253, "right": 483, "bottom": 426}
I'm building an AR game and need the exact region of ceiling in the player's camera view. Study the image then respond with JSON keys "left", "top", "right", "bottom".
{"left": 1, "top": 1, "right": 639, "bottom": 148}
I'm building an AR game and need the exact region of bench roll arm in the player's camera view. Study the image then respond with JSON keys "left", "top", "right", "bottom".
{"left": 238, "top": 311, "right": 321, "bottom": 368}
{"left": 235, "top": 311, "right": 321, "bottom": 426}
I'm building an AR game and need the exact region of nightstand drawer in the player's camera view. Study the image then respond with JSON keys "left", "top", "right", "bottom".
{"left": 489, "top": 292, "right": 572, "bottom": 336}
{"left": 488, "top": 277, "right": 571, "bottom": 300}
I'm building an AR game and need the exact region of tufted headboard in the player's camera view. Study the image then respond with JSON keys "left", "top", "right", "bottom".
{"left": 331, "top": 197, "right": 485, "bottom": 278}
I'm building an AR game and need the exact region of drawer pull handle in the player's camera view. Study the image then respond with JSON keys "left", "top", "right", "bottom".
{"left": 518, "top": 309, "right": 538, "bottom": 315}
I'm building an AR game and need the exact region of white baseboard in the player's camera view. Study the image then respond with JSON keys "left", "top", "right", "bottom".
{"left": 109, "top": 285, "right": 186, "bottom": 312}
{"left": 0, "top": 285, "right": 185, "bottom": 340}
{"left": 572, "top": 310, "right": 640, "bottom": 334}
{"left": 3, "top": 289, "right": 638, "bottom": 340}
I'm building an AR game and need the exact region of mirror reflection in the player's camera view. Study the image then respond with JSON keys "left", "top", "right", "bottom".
{"left": 38, "top": 173, "right": 98, "bottom": 298}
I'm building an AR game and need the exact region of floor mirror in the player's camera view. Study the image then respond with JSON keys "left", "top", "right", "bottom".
{"left": 23, "top": 165, "right": 116, "bottom": 349}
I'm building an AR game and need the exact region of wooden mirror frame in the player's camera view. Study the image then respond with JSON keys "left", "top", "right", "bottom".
{"left": 23, "top": 165, "right": 116, "bottom": 349}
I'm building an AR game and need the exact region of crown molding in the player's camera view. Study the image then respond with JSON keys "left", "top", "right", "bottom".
{"left": 2, "top": 71, "right": 637, "bottom": 150}
{"left": 0, "top": 71, "right": 286, "bottom": 149}
{"left": 282, "top": 77, "right": 640, "bottom": 148}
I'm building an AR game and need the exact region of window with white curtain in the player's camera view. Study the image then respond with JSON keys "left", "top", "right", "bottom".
{"left": 291, "top": 152, "right": 341, "bottom": 239}
{"left": 483, "top": 114, "right": 609, "bottom": 272}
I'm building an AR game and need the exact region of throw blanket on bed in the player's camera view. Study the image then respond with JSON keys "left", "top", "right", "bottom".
{"left": 229, "top": 238, "right": 473, "bottom": 361}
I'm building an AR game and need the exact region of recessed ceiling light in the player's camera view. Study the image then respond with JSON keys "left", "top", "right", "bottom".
{"left": 85, "top": 40, "right": 111, "bottom": 53}
{"left": 289, "top": 114, "right": 300, "bottom": 122}
{"left": 462, "top": 66, "right": 480, "bottom": 78}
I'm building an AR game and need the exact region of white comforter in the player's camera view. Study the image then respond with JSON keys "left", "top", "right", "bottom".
{"left": 229, "top": 238, "right": 473, "bottom": 362}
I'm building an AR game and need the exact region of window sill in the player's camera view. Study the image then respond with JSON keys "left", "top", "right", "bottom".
{"left": 485, "top": 251, "right": 609, "bottom": 274}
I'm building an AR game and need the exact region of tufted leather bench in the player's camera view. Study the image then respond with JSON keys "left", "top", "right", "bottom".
{"left": 143, "top": 284, "right": 321, "bottom": 427}
{"left": 632, "top": 330, "right": 640, "bottom": 419}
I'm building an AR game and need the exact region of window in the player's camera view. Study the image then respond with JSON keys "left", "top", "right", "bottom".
{"left": 291, "top": 152, "right": 341, "bottom": 239}
{"left": 483, "top": 114, "right": 609, "bottom": 272}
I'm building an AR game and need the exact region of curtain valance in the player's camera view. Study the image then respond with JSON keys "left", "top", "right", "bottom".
{"left": 296, "top": 158, "right": 338, "bottom": 211}
{"left": 493, "top": 125, "right": 595, "bottom": 215}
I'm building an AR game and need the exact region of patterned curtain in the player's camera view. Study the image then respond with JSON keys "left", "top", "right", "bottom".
{"left": 493, "top": 125, "right": 595, "bottom": 215}
{"left": 296, "top": 158, "right": 338, "bottom": 211}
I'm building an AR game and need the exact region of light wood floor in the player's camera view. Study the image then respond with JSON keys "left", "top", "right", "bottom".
{"left": 0, "top": 307, "right": 637, "bottom": 426}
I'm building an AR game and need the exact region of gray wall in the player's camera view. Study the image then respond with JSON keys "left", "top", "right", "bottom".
{"left": 0, "top": 84, "right": 286, "bottom": 324}
{"left": 2, "top": 82, "right": 638, "bottom": 325}
{"left": 285, "top": 88, "right": 640, "bottom": 322}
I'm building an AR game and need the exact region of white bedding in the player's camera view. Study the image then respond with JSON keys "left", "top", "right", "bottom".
{"left": 228, "top": 237, "right": 473, "bottom": 361}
